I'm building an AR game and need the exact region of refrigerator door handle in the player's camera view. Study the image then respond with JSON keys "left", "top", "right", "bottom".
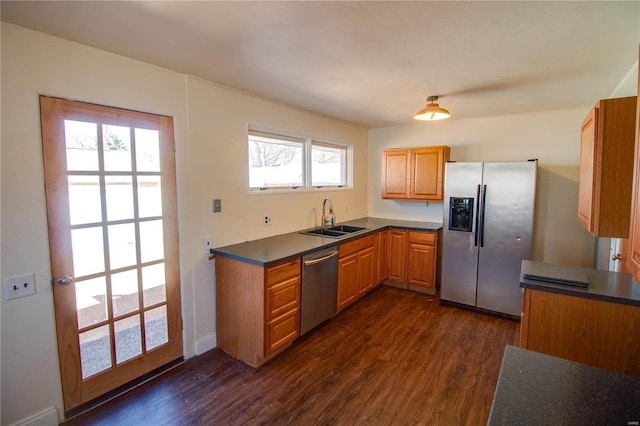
{"left": 474, "top": 184, "right": 481, "bottom": 246}
{"left": 480, "top": 184, "right": 487, "bottom": 247}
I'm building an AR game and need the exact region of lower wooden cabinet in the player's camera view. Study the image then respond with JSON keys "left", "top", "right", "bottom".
{"left": 376, "top": 230, "right": 389, "bottom": 283}
{"left": 265, "top": 259, "right": 301, "bottom": 356}
{"left": 216, "top": 256, "right": 300, "bottom": 367}
{"left": 520, "top": 288, "right": 640, "bottom": 378}
{"left": 388, "top": 230, "right": 407, "bottom": 282}
{"left": 338, "top": 234, "right": 376, "bottom": 310}
{"left": 407, "top": 231, "right": 436, "bottom": 288}
{"left": 388, "top": 229, "right": 439, "bottom": 294}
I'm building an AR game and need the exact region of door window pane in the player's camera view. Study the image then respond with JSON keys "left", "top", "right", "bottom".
{"left": 103, "top": 124, "right": 132, "bottom": 172}
{"left": 65, "top": 119, "right": 98, "bottom": 171}
{"left": 80, "top": 325, "right": 112, "bottom": 379}
{"left": 137, "top": 175, "right": 162, "bottom": 218}
{"left": 72, "top": 227, "right": 105, "bottom": 278}
{"left": 142, "top": 263, "right": 166, "bottom": 307}
{"left": 145, "top": 306, "right": 168, "bottom": 351}
{"left": 108, "top": 224, "right": 137, "bottom": 270}
{"left": 68, "top": 175, "right": 102, "bottom": 225}
{"left": 115, "top": 315, "right": 142, "bottom": 364}
{"left": 76, "top": 277, "right": 107, "bottom": 329}
{"left": 140, "top": 220, "right": 164, "bottom": 263}
{"left": 135, "top": 128, "right": 161, "bottom": 172}
{"left": 111, "top": 269, "right": 139, "bottom": 318}
{"left": 105, "top": 176, "right": 134, "bottom": 221}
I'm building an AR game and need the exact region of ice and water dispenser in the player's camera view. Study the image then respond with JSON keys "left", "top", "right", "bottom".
{"left": 448, "top": 197, "right": 473, "bottom": 232}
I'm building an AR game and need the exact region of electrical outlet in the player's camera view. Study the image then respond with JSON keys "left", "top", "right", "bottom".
{"left": 3, "top": 273, "right": 36, "bottom": 301}
{"left": 264, "top": 215, "right": 272, "bottom": 226}
{"left": 202, "top": 235, "right": 212, "bottom": 251}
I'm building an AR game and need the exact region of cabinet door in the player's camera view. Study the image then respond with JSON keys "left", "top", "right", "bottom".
{"left": 338, "top": 253, "right": 359, "bottom": 310}
{"left": 577, "top": 108, "right": 597, "bottom": 233}
{"left": 630, "top": 57, "right": 640, "bottom": 281}
{"left": 410, "top": 147, "right": 449, "bottom": 200}
{"left": 388, "top": 230, "right": 407, "bottom": 282}
{"left": 358, "top": 247, "right": 375, "bottom": 295}
{"left": 377, "top": 230, "right": 389, "bottom": 283}
{"left": 382, "top": 149, "right": 410, "bottom": 199}
{"left": 407, "top": 243, "right": 436, "bottom": 288}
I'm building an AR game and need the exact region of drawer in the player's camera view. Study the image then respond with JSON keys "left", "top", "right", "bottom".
{"left": 266, "top": 308, "right": 299, "bottom": 355}
{"left": 339, "top": 234, "right": 376, "bottom": 258}
{"left": 408, "top": 231, "right": 436, "bottom": 245}
{"left": 266, "top": 258, "right": 301, "bottom": 287}
{"left": 266, "top": 276, "right": 300, "bottom": 320}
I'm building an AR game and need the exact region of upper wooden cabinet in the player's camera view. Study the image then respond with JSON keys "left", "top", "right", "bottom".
{"left": 577, "top": 96, "right": 637, "bottom": 238}
{"left": 382, "top": 146, "right": 450, "bottom": 201}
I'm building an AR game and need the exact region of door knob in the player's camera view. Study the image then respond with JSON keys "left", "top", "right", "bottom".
{"left": 57, "top": 275, "right": 74, "bottom": 285}
{"left": 612, "top": 254, "right": 623, "bottom": 261}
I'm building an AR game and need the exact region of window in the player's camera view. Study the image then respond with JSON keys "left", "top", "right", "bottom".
{"left": 312, "top": 141, "right": 347, "bottom": 187}
{"left": 248, "top": 126, "right": 351, "bottom": 190}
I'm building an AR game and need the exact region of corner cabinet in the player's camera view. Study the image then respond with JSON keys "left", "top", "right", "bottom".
{"left": 216, "top": 256, "right": 300, "bottom": 367}
{"left": 577, "top": 96, "right": 637, "bottom": 238}
{"left": 388, "top": 229, "right": 440, "bottom": 295}
{"left": 382, "top": 146, "right": 450, "bottom": 201}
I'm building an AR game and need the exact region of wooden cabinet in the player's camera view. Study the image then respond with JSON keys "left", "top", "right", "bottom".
{"left": 577, "top": 96, "right": 637, "bottom": 238}
{"left": 628, "top": 48, "right": 640, "bottom": 283}
{"left": 376, "top": 230, "right": 389, "bottom": 283}
{"left": 388, "top": 230, "right": 407, "bottom": 282}
{"left": 265, "top": 259, "right": 301, "bottom": 356}
{"left": 338, "top": 234, "right": 376, "bottom": 310}
{"left": 388, "top": 229, "right": 439, "bottom": 294}
{"left": 382, "top": 146, "right": 450, "bottom": 201}
{"left": 407, "top": 231, "right": 437, "bottom": 289}
{"left": 216, "top": 256, "right": 300, "bottom": 367}
{"left": 520, "top": 288, "right": 640, "bottom": 378}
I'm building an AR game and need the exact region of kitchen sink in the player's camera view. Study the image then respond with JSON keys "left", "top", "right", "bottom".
{"left": 300, "top": 225, "right": 369, "bottom": 238}
{"left": 327, "top": 225, "right": 367, "bottom": 233}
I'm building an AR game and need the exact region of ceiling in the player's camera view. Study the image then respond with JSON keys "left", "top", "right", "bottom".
{"left": 2, "top": 1, "right": 639, "bottom": 128}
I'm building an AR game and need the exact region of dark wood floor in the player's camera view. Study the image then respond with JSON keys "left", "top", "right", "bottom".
{"left": 63, "top": 286, "right": 519, "bottom": 425}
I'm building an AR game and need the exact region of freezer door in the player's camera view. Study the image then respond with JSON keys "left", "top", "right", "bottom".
{"left": 441, "top": 162, "right": 483, "bottom": 307}
{"left": 476, "top": 161, "right": 536, "bottom": 316}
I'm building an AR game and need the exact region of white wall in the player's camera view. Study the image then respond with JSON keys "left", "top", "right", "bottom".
{"left": 368, "top": 108, "right": 597, "bottom": 268}
{"left": 0, "top": 23, "right": 367, "bottom": 425}
{"left": 186, "top": 76, "right": 368, "bottom": 353}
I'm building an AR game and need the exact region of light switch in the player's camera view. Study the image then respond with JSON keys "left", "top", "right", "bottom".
{"left": 213, "top": 199, "right": 222, "bottom": 213}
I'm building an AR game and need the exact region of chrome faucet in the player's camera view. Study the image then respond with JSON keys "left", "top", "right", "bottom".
{"left": 322, "top": 197, "right": 336, "bottom": 230}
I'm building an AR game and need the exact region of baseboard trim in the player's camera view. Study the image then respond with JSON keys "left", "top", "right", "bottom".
{"left": 195, "top": 332, "right": 217, "bottom": 355}
{"left": 10, "top": 406, "right": 58, "bottom": 426}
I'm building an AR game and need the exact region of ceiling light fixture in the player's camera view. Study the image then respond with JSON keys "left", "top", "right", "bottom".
{"left": 414, "top": 96, "right": 450, "bottom": 121}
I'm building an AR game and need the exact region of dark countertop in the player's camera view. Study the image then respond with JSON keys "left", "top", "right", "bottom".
{"left": 488, "top": 345, "right": 640, "bottom": 425}
{"left": 209, "top": 217, "right": 442, "bottom": 266}
{"left": 520, "top": 260, "right": 640, "bottom": 308}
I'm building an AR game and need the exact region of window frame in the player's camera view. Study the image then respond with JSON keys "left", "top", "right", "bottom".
{"left": 248, "top": 124, "right": 353, "bottom": 192}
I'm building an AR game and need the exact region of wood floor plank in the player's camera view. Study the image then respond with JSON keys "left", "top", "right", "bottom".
{"left": 62, "top": 286, "right": 518, "bottom": 425}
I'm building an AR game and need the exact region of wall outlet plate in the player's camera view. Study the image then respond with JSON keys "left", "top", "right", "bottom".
{"left": 3, "top": 273, "right": 36, "bottom": 301}
{"left": 264, "top": 215, "right": 272, "bottom": 226}
{"left": 213, "top": 199, "right": 222, "bottom": 213}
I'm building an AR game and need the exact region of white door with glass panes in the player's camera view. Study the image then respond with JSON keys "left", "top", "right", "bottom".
{"left": 40, "top": 96, "right": 182, "bottom": 411}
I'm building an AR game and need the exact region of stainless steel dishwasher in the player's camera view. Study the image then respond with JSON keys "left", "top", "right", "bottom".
{"left": 300, "top": 246, "right": 339, "bottom": 335}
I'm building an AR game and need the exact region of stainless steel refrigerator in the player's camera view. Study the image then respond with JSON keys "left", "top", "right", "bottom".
{"left": 441, "top": 161, "right": 537, "bottom": 317}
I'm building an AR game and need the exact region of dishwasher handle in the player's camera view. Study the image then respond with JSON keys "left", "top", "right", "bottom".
{"left": 303, "top": 251, "right": 338, "bottom": 266}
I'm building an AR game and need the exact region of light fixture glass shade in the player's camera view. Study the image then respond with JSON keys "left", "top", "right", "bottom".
{"left": 414, "top": 96, "right": 450, "bottom": 121}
